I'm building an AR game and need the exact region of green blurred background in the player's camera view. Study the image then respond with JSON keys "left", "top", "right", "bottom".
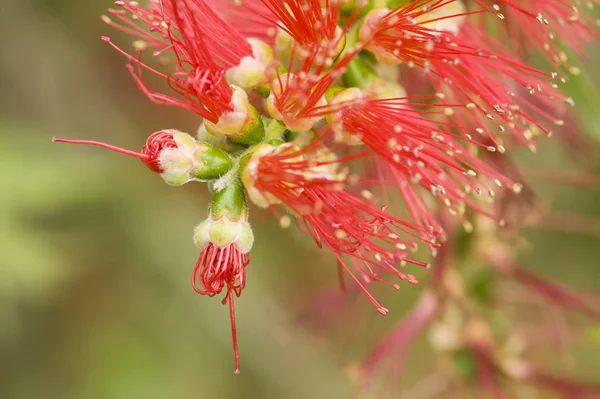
{"left": 1, "top": 1, "right": 599, "bottom": 398}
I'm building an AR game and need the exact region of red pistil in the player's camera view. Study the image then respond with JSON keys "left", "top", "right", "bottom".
{"left": 52, "top": 130, "right": 177, "bottom": 173}
{"left": 192, "top": 243, "right": 249, "bottom": 374}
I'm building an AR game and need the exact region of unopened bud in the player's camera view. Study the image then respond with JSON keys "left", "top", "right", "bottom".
{"left": 327, "top": 88, "right": 366, "bottom": 145}
{"left": 359, "top": 9, "right": 400, "bottom": 65}
{"left": 194, "top": 181, "right": 254, "bottom": 253}
{"left": 158, "top": 131, "right": 234, "bottom": 185}
{"left": 414, "top": 0, "right": 467, "bottom": 36}
{"left": 241, "top": 144, "right": 282, "bottom": 208}
{"left": 226, "top": 38, "right": 275, "bottom": 91}
{"left": 366, "top": 79, "right": 407, "bottom": 101}
{"left": 204, "top": 85, "right": 265, "bottom": 146}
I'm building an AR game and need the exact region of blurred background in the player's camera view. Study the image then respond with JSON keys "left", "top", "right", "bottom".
{"left": 1, "top": 1, "right": 599, "bottom": 398}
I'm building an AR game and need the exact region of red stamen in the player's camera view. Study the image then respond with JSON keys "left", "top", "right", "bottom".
{"left": 52, "top": 130, "right": 177, "bottom": 173}
{"left": 192, "top": 243, "right": 249, "bottom": 373}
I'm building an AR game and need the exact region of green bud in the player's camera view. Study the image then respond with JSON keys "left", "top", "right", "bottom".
{"left": 193, "top": 212, "right": 254, "bottom": 253}
{"left": 190, "top": 143, "right": 233, "bottom": 181}
{"left": 264, "top": 119, "right": 287, "bottom": 141}
{"left": 325, "top": 86, "right": 345, "bottom": 102}
{"left": 204, "top": 85, "right": 250, "bottom": 137}
{"left": 229, "top": 104, "right": 265, "bottom": 146}
{"left": 157, "top": 131, "right": 234, "bottom": 185}
{"left": 211, "top": 180, "right": 247, "bottom": 220}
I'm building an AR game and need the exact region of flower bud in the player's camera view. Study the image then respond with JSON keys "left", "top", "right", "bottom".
{"left": 204, "top": 85, "right": 265, "bottom": 146}
{"left": 241, "top": 144, "right": 282, "bottom": 208}
{"left": 414, "top": 0, "right": 467, "bottom": 36}
{"left": 158, "top": 131, "right": 234, "bottom": 185}
{"left": 359, "top": 8, "right": 399, "bottom": 65}
{"left": 204, "top": 85, "right": 250, "bottom": 136}
{"left": 226, "top": 38, "right": 275, "bottom": 91}
{"left": 365, "top": 79, "right": 407, "bottom": 100}
{"left": 327, "top": 87, "right": 366, "bottom": 145}
{"left": 194, "top": 181, "right": 254, "bottom": 254}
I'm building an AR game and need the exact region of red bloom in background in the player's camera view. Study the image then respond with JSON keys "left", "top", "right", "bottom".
{"left": 476, "top": 0, "right": 600, "bottom": 72}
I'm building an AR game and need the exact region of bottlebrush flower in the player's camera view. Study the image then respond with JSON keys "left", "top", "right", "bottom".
{"left": 358, "top": 1, "right": 571, "bottom": 151}
{"left": 323, "top": 89, "right": 521, "bottom": 224}
{"left": 103, "top": 0, "right": 270, "bottom": 138}
{"left": 54, "top": 0, "right": 600, "bottom": 380}
{"left": 267, "top": 0, "right": 349, "bottom": 61}
{"left": 193, "top": 181, "right": 254, "bottom": 374}
{"left": 242, "top": 141, "right": 437, "bottom": 314}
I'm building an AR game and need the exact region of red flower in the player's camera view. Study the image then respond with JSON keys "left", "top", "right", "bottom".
{"left": 103, "top": 0, "right": 253, "bottom": 122}
{"left": 192, "top": 243, "right": 249, "bottom": 374}
{"left": 324, "top": 93, "right": 519, "bottom": 225}
{"left": 243, "top": 141, "right": 437, "bottom": 314}
{"left": 192, "top": 181, "right": 254, "bottom": 373}
{"left": 359, "top": 2, "right": 570, "bottom": 150}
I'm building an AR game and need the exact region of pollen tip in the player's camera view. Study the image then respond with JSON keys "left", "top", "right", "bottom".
{"left": 234, "top": 368, "right": 241, "bottom": 375}
{"left": 377, "top": 306, "right": 389, "bottom": 315}
{"left": 101, "top": 36, "right": 111, "bottom": 42}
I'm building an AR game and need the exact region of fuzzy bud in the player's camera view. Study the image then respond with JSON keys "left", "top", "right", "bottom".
{"left": 359, "top": 8, "right": 399, "bottom": 65}
{"left": 204, "top": 85, "right": 265, "bottom": 146}
{"left": 194, "top": 181, "right": 254, "bottom": 253}
{"left": 414, "top": 0, "right": 467, "bottom": 36}
{"left": 241, "top": 144, "right": 282, "bottom": 208}
{"left": 226, "top": 38, "right": 275, "bottom": 91}
{"left": 158, "top": 131, "right": 234, "bottom": 185}
{"left": 327, "top": 88, "right": 367, "bottom": 145}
